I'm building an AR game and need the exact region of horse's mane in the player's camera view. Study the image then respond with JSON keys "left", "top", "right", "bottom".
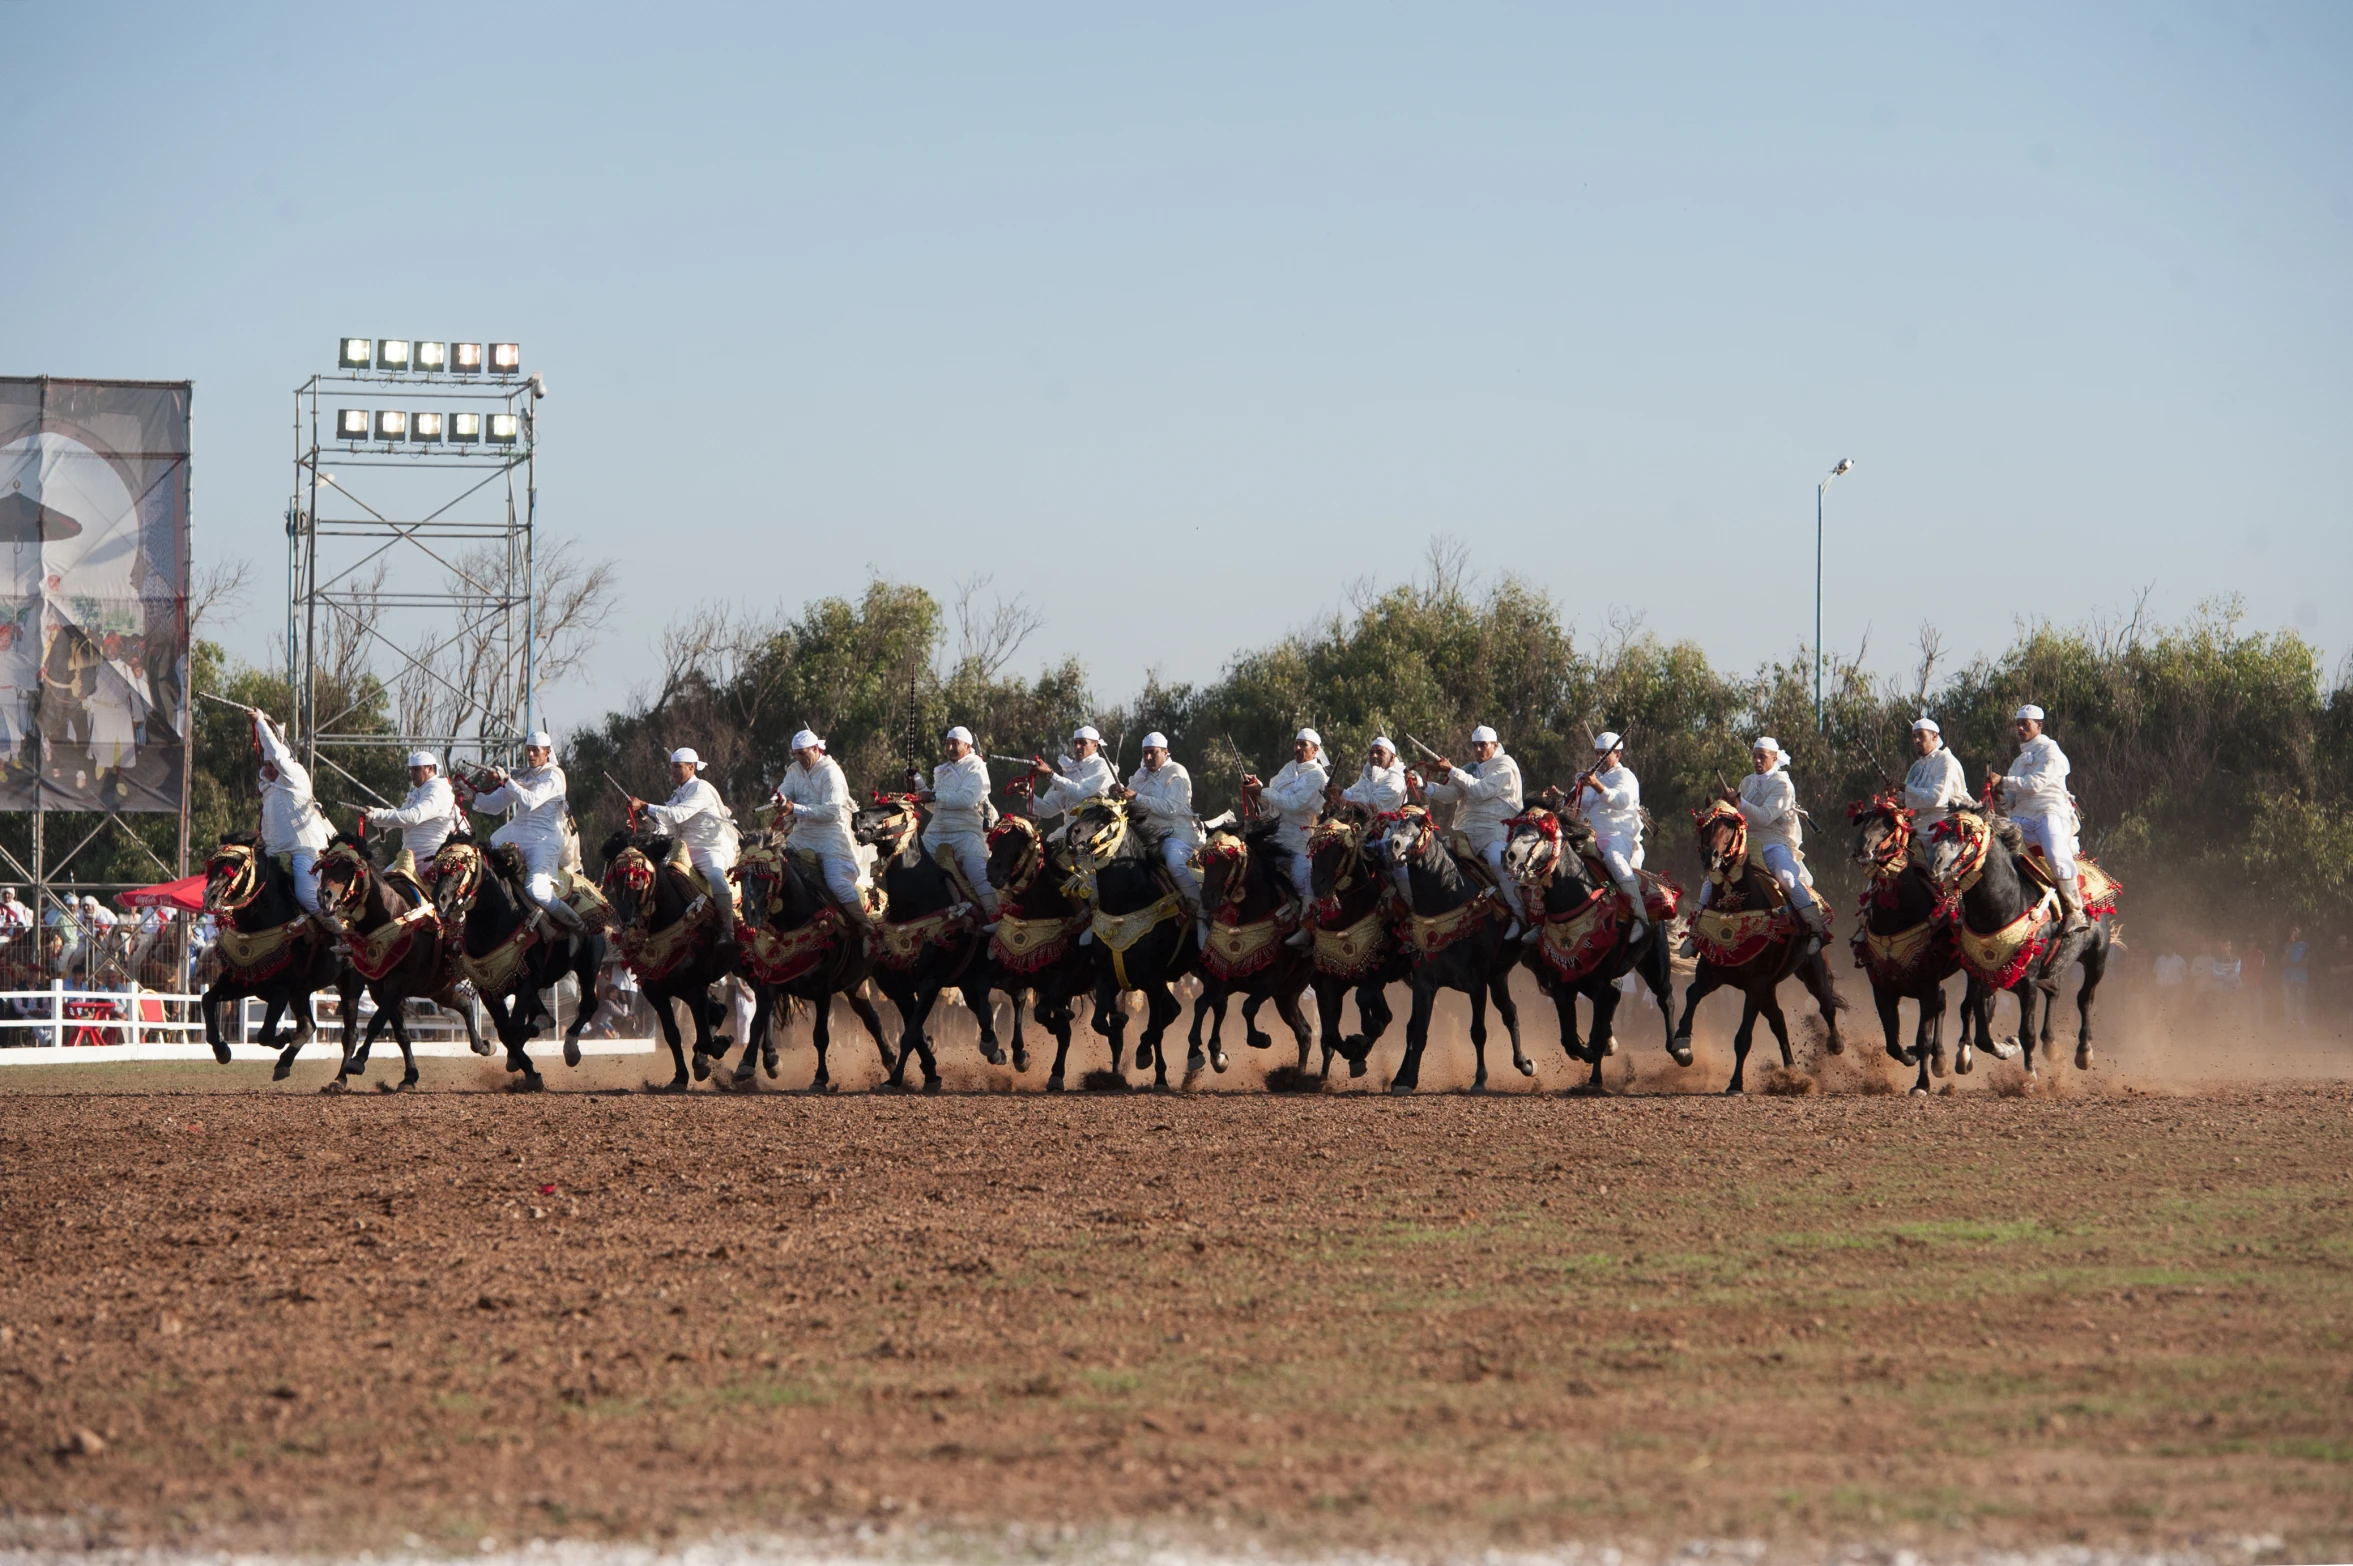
{"left": 217, "top": 830, "right": 258, "bottom": 848}
{"left": 326, "top": 831, "right": 368, "bottom": 852}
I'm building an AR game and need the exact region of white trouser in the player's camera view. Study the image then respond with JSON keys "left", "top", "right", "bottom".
{"left": 922, "top": 827, "right": 998, "bottom": 913}
{"left": 1478, "top": 839, "right": 1527, "bottom": 921}
{"left": 287, "top": 849, "right": 321, "bottom": 914}
{"left": 1284, "top": 850, "right": 1314, "bottom": 903}
{"left": 1163, "top": 839, "right": 1203, "bottom": 910}
{"left": 2012, "top": 812, "right": 2078, "bottom": 879}
{"left": 816, "top": 852, "right": 863, "bottom": 906}
{"left": 1760, "top": 842, "right": 1815, "bottom": 908}
{"left": 1595, "top": 831, "right": 1645, "bottom": 909}
{"left": 688, "top": 847, "right": 738, "bottom": 926}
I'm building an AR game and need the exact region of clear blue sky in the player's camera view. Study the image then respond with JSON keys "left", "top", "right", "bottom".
{"left": 10, "top": 3, "right": 2350, "bottom": 735}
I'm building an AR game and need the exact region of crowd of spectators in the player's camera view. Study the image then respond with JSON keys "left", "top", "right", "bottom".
{"left": 2144, "top": 924, "right": 2342, "bottom": 1034}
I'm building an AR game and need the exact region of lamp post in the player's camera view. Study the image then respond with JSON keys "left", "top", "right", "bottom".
{"left": 1815, "top": 456, "right": 1855, "bottom": 730}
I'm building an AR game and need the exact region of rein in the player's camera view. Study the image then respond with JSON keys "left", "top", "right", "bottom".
{"left": 988, "top": 816, "right": 1047, "bottom": 899}
{"left": 205, "top": 844, "right": 264, "bottom": 914}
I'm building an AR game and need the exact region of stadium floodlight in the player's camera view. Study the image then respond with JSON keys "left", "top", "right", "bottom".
{"left": 376, "top": 338, "right": 413, "bottom": 372}
{"left": 410, "top": 411, "right": 445, "bottom": 442}
{"left": 451, "top": 341, "right": 484, "bottom": 374}
{"left": 414, "top": 341, "right": 449, "bottom": 372}
{"left": 338, "top": 338, "right": 373, "bottom": 370}
{"left": 449, "top": 411, "right": 483, "bottom": 443}
{"left": 335, "top": 408, "right": 371, "bottom": 441}
{"left": 487, "top": 411, "right": 521, "bottom": 444}
{"left": 488, "top": 342, "right": 521, "bottom": 375}
{"left": 374, "top": 409, "right": 408, "bottom": 440}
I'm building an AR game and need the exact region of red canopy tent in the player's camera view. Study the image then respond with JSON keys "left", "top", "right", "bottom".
{"left": 116, "top": 874, "right": 207, "bottom": 914}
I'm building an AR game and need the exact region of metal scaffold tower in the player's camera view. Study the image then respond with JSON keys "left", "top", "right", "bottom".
{"left": 286, "top": 339, "right": 539, "bottom": 788}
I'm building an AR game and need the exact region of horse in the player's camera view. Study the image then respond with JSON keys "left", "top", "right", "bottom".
{"left": 600, "top": 830, "right": 736, "bottom": 1092}
{"left": 724, "top": 837, "right": 894, "bottom": 1091}
{"left": 1372, "top": 806, "right": 1530, "bottom": 1093}
{"left": 1062, "top": 795, "right": 1198, "bottom": 1090}
{"left": 198, "top": 833, "right": 363, "bottom": 1080}
{"left": 1500, "top": 806, "right": 1681, "bottom": 1091}
{"left": 1845, "top": 792, "right": 2004, "bottom": 1094}
{"left": 1671, "top": 800, "right": 1847, "bottom": 1094}
{"left": 1191, "top": 820, "right": 1314, "bottom": 1082}
{"left": 1304, "top": 806, "right": 1408, "bottom": 1079}
{"left": 981, "top": 813, "right": 1094, "bottom": 1085}
{"left": 1925, "top": 801, "right": 2117, "bottom": 1077}
{"left": 311, "top": 835, "right": 486, "bottom": 1091}
{"left": 428, "top": 834, "right": 606, "bottom": 1091}
{"left": 852, "top": 794, "right": 1000, "bottom": 1091}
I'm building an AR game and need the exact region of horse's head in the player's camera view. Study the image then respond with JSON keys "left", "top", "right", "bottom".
{"left": 1377, "top": 806, "right": 1436, "bottom": 874}
{"left": 986, "top": 815, "right": 1045, "bottom": 895}
{"left": 429, "top": 836, "right": 485, "bottom": 920}
{"left": 312, "top": 836, "right": 375, "bottom": 920}
{"left": 1925, "top": 802, "right": 2006, "bottom": 892}
{"left": 203, "top": 833, "right": 265, "bottom": 914}
{"left": 1501, "top": 807, "right": 1562, "bottom": 888}
{"left": 853, "top": 793, "right": 922, "bottom": 860}
{"left": 1690, "top": 799, "right": 1747, "bottom": 879}
{"left": 1307, "top": 810, "right": 1367, "bottom": 903}
{"left": 1065, "top": 798, "right": 1131, "bottom": 873}
{"left": 1195, "top": 829, "right": 1251, "bottom": 913}
{"left": 730, "top": 840, "right": 788, "bottom": 931}
{"left": 1845, "top": 790, "right": 1914, "bottom": 874}
{"left": 601, "top": 841, "right": 658, "bottom": 929}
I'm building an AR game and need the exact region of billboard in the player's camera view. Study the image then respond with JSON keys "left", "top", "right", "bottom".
{"left": 0, "top": 378, "right": 190, "bottom": 813}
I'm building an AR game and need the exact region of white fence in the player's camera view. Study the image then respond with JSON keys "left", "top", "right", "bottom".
{"left": 0, "top": 982, "right": 654, "bottom": 1063}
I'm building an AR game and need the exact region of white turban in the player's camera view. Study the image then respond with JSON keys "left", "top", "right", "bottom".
{"left": 943, "top": 725, "right": 974, "bottom": 745}
{"left": 791, "top": 729, "right": 823, "bottom": 752}
{"left": 1294, "top": 727, "right": 1321, "bottom": 747}
{"left": 1470, "top": 725, "right": 1499, "bottom": 745}
{"left": 669, "top": 747, "right": 700, "bottom": 768}
{"left": 1752, "top": 736, "right": 1790, "bottom": 770}
{"left": 524, "top": 730, "right": 553, "bottom": 750}
{"left": 1072, "top": 724, "right": 1101, "bottom": 743}
{"left": 1140, "top": 731, "right": 1168, "bottom": 750}
{"left": 1910, "top": 716, "right": 1940, "bottom": 735}
{"left": 1368, "top": 736, "right": 1395, "bottom": 757}
{"left": 405, "top": 749, "right": 440, "bottom": 770}
{"left": 1594, "top": 731, "right": 1622, "bottom": 753}
{"left": 2015, "top": 704, "right": 2046, "bottom": 722}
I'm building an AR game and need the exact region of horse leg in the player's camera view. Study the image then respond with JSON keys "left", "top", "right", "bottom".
{"left": 1390, "top": 979, "right": 1437, "bottom": 1094}
{"left": 202, "top": 984, "right": 232, "bottom": 1063}
{"left": 1465, "top": 976, "right": 1491, "bottom": 1092}
{"left": 388, "top": 1007, "right": 420, "bottom": 1090}
{"left": 1276, "top": 988, "right": 1312, "bottom": 1072}
{"left": 1096, "top": 974, "right": 1130, "bottom": 1081}
{"left": 652, "top": 986, "right": 691, "bottom": 1092}
{"left": 1670, "top": 966, "right": 1724, "bottom": 1068}
{"left": 268, "top": 997, "right": 304, "bottom": 1081}
{"left": 1909, "top": 997, "right": 1935, "bottom": 1096}
{"left": 2015, "top": 981, "right": 2042, "bottom": 1077}
{"left": 1349, "top": 983, "right": 1391, "bottom": 1077}
{"left": 2073, "top": 931, "right": 2108, "bottom": 1070}
{"left": 434, "top": 984, "right": 491, "bottom": 1057}
{"left": 1875, "top": 984, "right": 1910, "bottom": 1066}
{"left": 1045, "top": 997, "right": 1075, "bottom": 1093}
{"left": 963, "top": 974, "right": 1003, "bottom": 1066}
{"left": 1313, "top": 977, "right": 1345, "bottom": 1078}
{"left": 731, "top": 988, "right": 769, "bottom": 1086}
{"left": 1724, "top": 995, "right": 1762, "bottom": 1094}
{"left": 908, "top": 979, "right": 945, "bottom": 1092}
{"left": 1801, "top": 950, "right": 1844, "bottom": 1054}
{"left": 1143, "top": 984, "right": 1178, "bottom": 1090}
{"left": 563, "top": 951, "right": 600, "bottom": 1067}
{"left": 1492, "top": 963, "right": 1531, "bottom": 1079}
{"left": 1580, "top": 983, "right": 1619, "bottom": 1091}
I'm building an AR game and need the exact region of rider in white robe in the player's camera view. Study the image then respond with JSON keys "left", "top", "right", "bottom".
{"left": 1420, "top": 725, "right": 1528, "bottom": 937}
{"left": 772, "top": 730, "right": 872, "bottom": 932}
{"left": 1340, "top": 738, "right": 1409, "bottom": 815}
{"left": 1994, "top": 704, "right": 2087, "bottom": 933}
{"left": 471, "top": 730, "right": 585, "bottom": 931}
{"left": 636, "top": 746, "right": 742, "bottom": 954}
{"left": 366, "top": 751, "right": 461, "bottom": 878}
{"left": 1901, "top": 717, "right": 1969, "bottom": 861}
{"left": 919, "top": 726, "right": 999, "bottom": 922}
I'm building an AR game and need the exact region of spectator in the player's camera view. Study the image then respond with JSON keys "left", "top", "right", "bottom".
{"left": 2212, "top": 939, "right": 2243, "bottom": 999}
{"left": 2281, "top": 925, "right": 2311, "bottom": 1033}
{"left": 2154, "top": 950, "right": 2186, "bottom": 991}
{"left": 0, "top": 887, "right": 29, "bottom": 941}
{"left": 2190, "top": 947, "right": 2217, "bottom": 994}
{"left": 2241, "top": 936, "right": 2267, "bottom": 1028}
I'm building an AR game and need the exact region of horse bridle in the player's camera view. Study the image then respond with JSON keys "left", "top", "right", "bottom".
{"left": 314, "top": 842, "right": 375, "bottom": 918}
{"left": 1926, "top": 810, "right": 1991, "bottom": 896}
{"left": 1197, "top": 830, "right": 1251, "bottom": 910}
{"left": 1501, "top": 808, "right": 1563, "bottom": 889}
{"left": 988, "top": 816, "right": 1046, "bottom": 898}
{"left": 431, "top": 840, "right": 484, "bottom": 912}
{"left": 604, "top": 845, "right": 659, "bottom": 933}
{"left": 1845, "top": 792, "right": 1914, "bottom": 880}
{"left": 864, "top": 794, "right": 923, "bottom": 862}
{"left": 204, "top": 843, "right": 264, "bottom": 913}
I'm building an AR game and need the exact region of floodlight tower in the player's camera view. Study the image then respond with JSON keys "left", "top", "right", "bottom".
{"left": 286, "top": 339, "right": 540, "bottom": 792}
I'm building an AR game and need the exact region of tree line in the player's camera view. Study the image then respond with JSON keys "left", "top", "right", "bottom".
{"left": 31, "top": 558, "right": 2347, "bottom": 947}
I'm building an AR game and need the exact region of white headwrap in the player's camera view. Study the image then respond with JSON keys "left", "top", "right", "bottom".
{"left": 1140, "top": 731, "right": 1168, "bottom": 750}
{"left": 1072, "top": 724, "right": 1101, "bottom": 744}
{"left": 943, "top": 726, "right": 973, "bottom": 745}
{"left": 1470, "top": 725, "right": 1499, "bottom": 745}
{"left": 791, "top": 729, "right": 823, "bottom": 753}
{"left": 1593, "top": 731, "right": 1622, "bottom": 753}
{"left": 669, "top": 747, "right": 701, "bottom": 768}
{"left": 1294, "top": 727, "right": 1321, "bottom": 747}
{"left": 1910, "top": 717, "right": 1940, "bottom": 736}
{"left": 1751, "top": 736, "right": 1791, "bottom": 770}
{"left": 2014, "top": 704, "right": 2046, "bottom": 722}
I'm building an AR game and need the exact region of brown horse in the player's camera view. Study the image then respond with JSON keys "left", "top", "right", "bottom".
{"left": 1844, "top": 792, "right": 2003, "bottom": 1094}
{"left": 725, "top": 837, "right": 894, "bottom": 1092}
{"left": 1671, "top": 800, "right": 1846, "bottom": 1093}
{"left": 312, "top": 834, "right": 486, "bottom": 1090}
{"left": 199, "top": 833, "right": 363, "bottom": 1081}
{"left": 1373, "top": 806, "right": 1530, "bottom": 1093}
{"left": 1191, "top": 820, "right": 1314, "bottom": 1082}
{"left": 1304, "top": 806, "right": 1408, "bottom": 1079}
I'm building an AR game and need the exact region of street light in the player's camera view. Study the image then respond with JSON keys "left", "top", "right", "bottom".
{"left": 1815, "top": 457, "right": 1855, "bottom": 730}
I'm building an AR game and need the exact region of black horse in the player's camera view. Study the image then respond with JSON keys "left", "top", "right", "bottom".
{"left": 1192, "top": 821, "right": 1314, "bottom": 1083}
{"left": 1925, "top": 801, "right": 2115, "bottom": 1078}
{"left": 981, "top": 813, "right": 1094, "bottom": 1084}
{"left": 199, "top": 834, "right": 363, "bottom": 1081}
{"left": 312, "top": 835, "right": 486, "bottom": 1091}
{"left": 852, "top": 794, "right": 1000, "bottom": 1091}
{"left": 725, "top": 838, "right": 894, "bottom": 1091}
{"left": 600, "top": 831, "right": 734, "bottom": 1092}
{"left": 1671, "top": 800, "right": 1847, "bottom": 1094}
{"left": 1304, "top": 807, "right": 1407, "bottom": 1079}
{"left": 1501, "top": 806, "right": 1680, "bottom": 1091}
{"left": 1845, "top": 792, "right": 2004, "bottom": 1094}
{"left": 1372, "top": 807, "right": 1530, "bottom": 1093}
{"left": 1057, "top": 795, "right": 1198, "bottom": 1090}
{"left": 429, "top": 834, "right": 606, "bottom": 1091}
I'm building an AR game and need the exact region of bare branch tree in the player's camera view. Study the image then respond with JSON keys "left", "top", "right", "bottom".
{"left": 1912, "top": 622, "right": 1946, "bottom": 710}
{"left": 189, "top": 558, "right": 254, "bottom": 639}
{"left": 946, "top": 574, "right": 1043, "bottom": 682}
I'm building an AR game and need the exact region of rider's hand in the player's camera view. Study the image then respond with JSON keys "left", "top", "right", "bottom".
{"left": 1430, "top": 757, "right": 1453, "bottom": 777}
{"left": 627, "top": 797, "right": 646, "bottom": 814}
{"left": 1985, "top": 768, "right": 2004, "bottom": 790}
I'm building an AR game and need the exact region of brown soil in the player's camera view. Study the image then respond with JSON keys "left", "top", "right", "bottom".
{"left": 2, "top": 1038, "right": 2349, "bottom": 1561}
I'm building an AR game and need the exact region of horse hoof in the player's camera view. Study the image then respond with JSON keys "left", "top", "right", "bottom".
{"left": 1246, "top": 1033, "right": 1272, "bottom": 1052}
{"left": 1824, "top": 1035, "right": 1845, "bottom": 1056}
{"left": 2075, "top": 1045, "right": 2094, "bottom": 1070}
{"left": 922, "top": 1075, "right": 943, "bottom": 1094}
{"left": 1514, "top": 1056, "right": 1535, "bottom": 1078}
{"left": 1187, "top": 1049, "right": 1207, "bottom": 1075}
{"left": 647, "top": 1078, "right": 689, "bottom": 1095}
{"left": 1955, "top": 1046, "right": 1975, "bottom": 1075}
{"left": 1670, "top": 1045, "right": 1694, "bottom": 1068}
{"left": 397, "top": 1077, "right": 418, "bottom": 1093}
{"left": 209, "top": 1041, "right": 231, "bottom": 1064}
{"left": 1722, "top": 1082, "right": 1744, "bottom": 1096}
{"left": 1931, "top": 1050, "right": 1948, "bottom": 1079}
{"left": 470, "top": 1037, "right": 494, "bottom": 1058}
{"left": 1603, "top": 1038, "right": 1620, "bottom": 1057}
{"left": 730, "top": 1069, "right": 757, "bottom": 1091}
{"left": 1467, "top": 1079, "right": 1487, "bottom": 1095}
{"left": 1347, "top": 1056, "right": 1367, "bottom": 1079}
{"left": 272, "top": 1062, "right": 293, "bottom": 1083}
{"left": 506, "top": 1073, "right": 546, "bottom": 1094}
{"left": 319, "top": 1078, "right": 346, "bottom": 1095}
{"left": 764, "top": 1057, "right": 779, "bottom": 1079}
{"left": 1909, "top": 1086, "right": 1930, "bottom": 1097}
{"left": 564, "top": 1039, "right": 583, "bottom": 1068}
{"left": 1045, "top": 1077, "right": 1066, "bottom": 1094}
{"left": 1011, "top": 1049, "right": 1030, "bottom": 1074}
{"left": 980, "top": 1042, "right": 1005, "bottom": 1066}
{"left": 1387, "top": 1080, "right": 1415, "bottom": 1095}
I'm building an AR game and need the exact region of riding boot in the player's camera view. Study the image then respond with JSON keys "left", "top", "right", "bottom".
{"left": 1284, "top": 897, "right": 1313, "bottom": 949}
{"left": 1795, "top": 897, "right": 1829, "bottom": 941}
{"left": 2056, "top": 875, "right": 2089, "bottom": 936}
{"left": 708, "top": 881, "right": 740, "bottom": 964}
{"left": 837, "top": 893, "right": 879, "bottom": 954}
{"left": 539, "top": 895, "right": 587, "bottom": 936}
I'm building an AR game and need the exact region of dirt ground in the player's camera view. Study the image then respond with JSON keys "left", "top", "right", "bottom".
{"left": 2, "top": 971, "right": 2349, "bottom": 1564}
